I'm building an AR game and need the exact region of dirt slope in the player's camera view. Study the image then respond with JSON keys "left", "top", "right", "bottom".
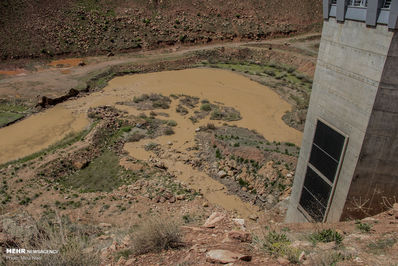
{"left": 0, "top": 0, "right": 322, "bottom": 60}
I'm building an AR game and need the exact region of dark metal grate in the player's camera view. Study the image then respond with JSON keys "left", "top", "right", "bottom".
{"left": 348, "top": 0, "right": 368, "bottom": 7}
{"left": 299, "top": 120, "right": 346, "bottom": 222}
{"left": 383, "top": 0, "right": 391, "bottom": 9}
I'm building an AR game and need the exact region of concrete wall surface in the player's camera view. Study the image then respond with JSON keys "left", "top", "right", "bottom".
{"left": 341, "top": 32, "right": 398, "bottom": 220}
{"left": 286, "top": 18, "right": 393, "bottom": 223}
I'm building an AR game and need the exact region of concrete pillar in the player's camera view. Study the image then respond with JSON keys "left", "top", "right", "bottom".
{"left": 324, "top": 0, "right": 332, "bottom": 19}
{"left": 366, "top": 0, "right": 384, "bottom": 27}
{"left": 337, "top": 0, "right": 347, "bottom": 22}
{"left": 389, "top": 0, "right": 398, "bottom": 29}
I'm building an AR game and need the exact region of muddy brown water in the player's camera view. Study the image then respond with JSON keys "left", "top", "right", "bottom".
{"left": 48, "top": 58, "right": 84, "bottom": 67}
{"left": 0, "top": 68, "right": 302, "bottom": 217}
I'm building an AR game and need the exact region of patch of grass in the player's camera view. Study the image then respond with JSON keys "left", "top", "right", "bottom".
{"left": 163, "top": 127, "right": 175, "bottom": 135}
{"left": 64, "top": 151, "right": 124, "bottom": 192}
{"left": 355, "top": 221, "right": 372, "bottom": 233}
{"left": 205, "top": 123, "right": 216, "bottom": 130}
{"left": 210, "top": 106, "right": 241, "bottom": 121}
{"left": 145, "top": 142, "right": 159, "bottom": 151}
{"left": 114, "top": 249, "right": 133, "bottom": 261}
{"left": 167, "top": 120, "right": 177, "bottom": 127}
{"left": 367, "top": 237, "right": 397, "bottom": 255}
{"left": 311, "top": 251, "right": 351, "bottom": 266}
{"left": 0, "top": 122, "right": 97, "bottom": 169}
{"left": 120, "top": 125, "right": 132, "bottom": 132}
{"left": 130, "top": 216, "right": 182, "bottom": 255}
{"left": 238, "top": 178, "right": 249, "bottom": 188}
{"left": 0, "top": 100, "right": 29, "bottom": 127}
{"left": 0, "top": 101, "right": 28, "bottom": 113}
{"left": 152, "top": 100, "right": 170, "bottom": 109}
{"left": 182, "top": 214, "right": 193, "bottom": 224}
{"left": 215, "top": 148, "right": 222, "bottom": 159}
{"left": 309, "top": 229, "right": 343, "bottom": 245}
{"left": 255, "top": 230, "right": 301, "bottom": 263}
{"left": 0, "top": 112, "right": 24, "bottom": 127}
{"left": 176, "top": 104, "right": 188, "bottom": 115}
{"left": 200, "top": 103, "right": 212, "bottom": 111}
{"left": 18, "top": 214, "right": 100, "bottom": 266}
{"left": 127, "top": 132, "right": 145, "bottom": 142}
{"left": 133, "top": 94, "right": 149, "bottom": 103}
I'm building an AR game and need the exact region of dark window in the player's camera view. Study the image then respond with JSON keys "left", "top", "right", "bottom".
{"left": 304, "top": 167, "right": 331, "bottom": 207}
{"left": 299, "top": 120, "right": 346, "bottom": 222}
{"left": 313, "top": 120, "right": 345, "bottom": 161}
{"left": 384, "top": 0, "right": 391, "bottom": 9}
{"left": 299, "top": 187, "right": 325, "bottom": 222}
{"left": 309, "top": 145, "right": 338, "bottom": 182}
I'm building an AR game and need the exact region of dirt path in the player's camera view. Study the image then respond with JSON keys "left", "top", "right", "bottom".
{"left": 0, "top": 33, "right": 320, "bottom": 99}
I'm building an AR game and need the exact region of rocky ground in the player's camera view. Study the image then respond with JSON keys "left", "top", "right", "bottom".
{"left": 0, "top": 91, "right": 397, "bottom": 265}
{"left": 1, "top": 31, "right": 397, "bottom": 265}
{"left": 0, "top": 0, "right": 322, "bottom": 60}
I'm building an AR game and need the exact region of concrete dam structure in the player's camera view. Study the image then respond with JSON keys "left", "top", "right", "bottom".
{"left": 287, "top": 0, "right": 398, "bottom": 222}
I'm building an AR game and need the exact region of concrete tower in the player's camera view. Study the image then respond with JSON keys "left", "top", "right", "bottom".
{"left": 286, "top": 0, "right": 398, "bottom": 223}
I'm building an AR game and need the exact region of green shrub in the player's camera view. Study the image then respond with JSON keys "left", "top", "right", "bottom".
{"left": 120, "top": 125, "right": 132, "bottom": 132}
{"left": 167, "top": 120, "right": 177, "bottom": 127}
{"left": 355, "top": 221, "right": 372, "bottom": 233}
{"left": 255, "top": 230, "right": 301, "bottom": 263}
{"left": 164, "top": 127, "right": 175, "bottom": 135}
{"left": 367, "top": 237, "right": 397, "bottom": 254}
{"left": 65, "top": 151, "right": 123, "bottom": 192}
{"left": 145, "top": 142, "right": 159, "bottom": 151}
{"left": 310, "top": 229, "right": 343, "bottom": 245}
{"left": 130, "top": 216, "right": 182, "bottom": 255}
{"left": 200, "top": 103, "right": 212, "bottom": 111}
{"left": 215, "top": 148, "right": 222, "bottom": 159}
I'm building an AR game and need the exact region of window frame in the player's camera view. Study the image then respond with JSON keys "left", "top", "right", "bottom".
{"left": 298, "top": 118, "right": 349, "bottom": 222}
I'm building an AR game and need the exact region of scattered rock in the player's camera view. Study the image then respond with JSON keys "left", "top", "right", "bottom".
{"left": 206, "top": 249, "right": 251, "bottom": 264}
{"left": 266, "top": 194, "right": 275, "bottom": 204}
{"left": 116, "top": 256, "right": 127, "bottom": 265}
{"left": 125, "top": 258, "right": 136, "bottom": 266}
{"left": 353, "top": 257, "right": 363, "bottom": 263}
{"left": 227, "top": 230, "right": 252, "bottom": 242}
{"left": 176, "top": 194, "right": 186, "bottom": 200}
{"left": 232, "top": 218, "right": 246, "bottom": 230}
{"left": 317, "top": 242, "right": 335, "bottom": 251}
{"left": 217, "top": 170, "right": 227, "bottom": 178}
{"left": 203, "top": 212, "right": 226, "bottom": 228}
{"left": 169, "top": 196, "right": 176, "bottom": 203}
{"left": 249, "top": 214, "right": 258, "bottom": 221}
{"left": 73, "top": 159, "right": 90, "bottom": 170}
{"left": 203, "top": 202, "right": 209, "bottom": 207}
{"left": 291, "top": 240, "right": 312, "bottom": 249}
{"left": 99, "top": 223, "right": 112, "bottom": 228}
{"left": 277, "top": 257, "right": 290, "bottom": 265}
{"left": 299, "top": 251, "right": 306, "bottom": 262}
{"left": 82, "top": 247, "right": 94, "bottom": 254}
{"left": 97, "top": 235, "right": 111, "bottom": 241}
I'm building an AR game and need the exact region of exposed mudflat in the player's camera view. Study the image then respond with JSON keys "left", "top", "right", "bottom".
{"left": 0, "top": 68, "right": 301, "bottom": 218}
{"left": 107, "top": 68, "right": 301, "bottom": 145}
{"left": 0, "top": 68, "right": 301, "bottom": 165}
{"left": 0, "top": 105, "right": 88, "bottom": 164}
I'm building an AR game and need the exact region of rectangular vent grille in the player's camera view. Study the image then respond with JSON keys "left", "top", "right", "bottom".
{"left": 299, "top": 120, "right": 346, "bottom": 222}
